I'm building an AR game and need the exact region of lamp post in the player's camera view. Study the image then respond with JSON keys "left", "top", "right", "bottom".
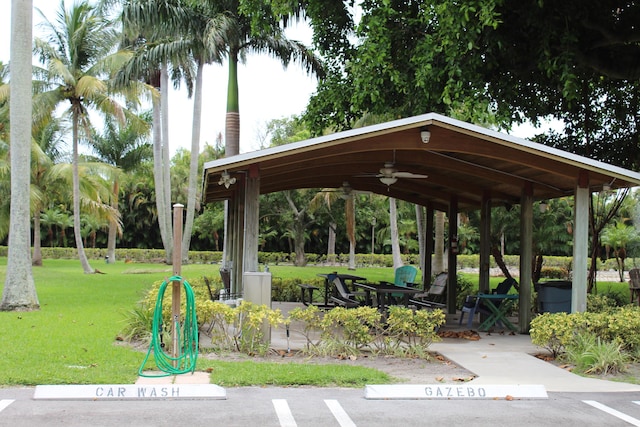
{"left": 371, "top": 217, "right": 376, "bottom": 255}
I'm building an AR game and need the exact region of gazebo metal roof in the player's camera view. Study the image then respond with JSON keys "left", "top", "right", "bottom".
{"left": 203, "top": 113, "right": 640, "bottom": 209}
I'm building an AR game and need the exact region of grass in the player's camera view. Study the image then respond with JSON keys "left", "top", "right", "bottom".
{"left": 0, "top": 258, "right": 634, "bottom": 386}
{"left": 0, "top": 258, "right": 396, "bottom": 387}
{"left": 203, "top": 360, "right": 390, "bottom": 387}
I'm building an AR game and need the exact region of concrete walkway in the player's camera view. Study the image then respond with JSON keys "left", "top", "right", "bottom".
{"left": 139, "top": 302, "right": 640, "bottom": 393}
{"left": 429, "top": 329, "right": 640, "bottom": 392}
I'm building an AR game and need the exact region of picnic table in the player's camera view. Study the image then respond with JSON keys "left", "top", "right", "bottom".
{"left": 476, "top": 293, "right": 519, "bottom": 332}
{"left": 353, "top": 282, "right": 422, "bottom": 309}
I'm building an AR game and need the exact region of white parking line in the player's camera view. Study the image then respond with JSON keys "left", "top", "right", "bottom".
{"left": 0, "top": 400, "right": 15, "bottom": 413}
{"left": 325, "top": 399, "right": 357, "bottom": 427}
{"left": 272, "top": 399, "right": 297, "bottom": 427}
{"left": 634, "top": 401, "right": 640, "bottom": 406}
{"left": 583, "top": 400, "right": 640, "bottom": 426}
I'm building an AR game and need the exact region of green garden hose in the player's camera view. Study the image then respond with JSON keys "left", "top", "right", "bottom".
{"left": 138, "top": 275, "right": 198, "bottom": 377}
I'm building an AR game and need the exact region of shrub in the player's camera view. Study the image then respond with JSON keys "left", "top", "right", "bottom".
{"left": 287, "top": 305, "right": 445, "bottom": 358}
{"left": 586, "top": 293, "right": 618, "bottom": 312}
{"left": 531, "top": 306, "right": 640, "bottom": 358}
{"left": 530, "top": 312, "right": 584, "bottom": 357}
{"left": 564, "top": 332, "right": 628, "bottom": 375}
{"left": 539, "top": 266, "right": 569, "bottom": 279}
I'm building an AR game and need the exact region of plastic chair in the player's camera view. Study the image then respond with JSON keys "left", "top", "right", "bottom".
{"left": 386, "top": 265, "right": 419, "bottom": 301}
{"left": 459, "top": 295, "right": 479, "bottom": 328}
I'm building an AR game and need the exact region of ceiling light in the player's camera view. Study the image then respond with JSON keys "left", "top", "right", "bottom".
{"left": 379, "top": 176, "right": 398, "bottom": 186}
{"left": 218, "top": 171, "right": 236, "bottom": 189}
{"left": 420, "top": 129, "right": 431, "bottom": 143}
{"left": 539, "top": 200, "right": 548, "bottom": 213}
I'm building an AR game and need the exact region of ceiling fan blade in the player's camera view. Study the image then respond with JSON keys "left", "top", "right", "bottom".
{"left": 393, "top": 172, "right": 429, "bottom": 179}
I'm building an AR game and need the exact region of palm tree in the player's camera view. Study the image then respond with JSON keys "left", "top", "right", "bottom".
{"left": 178, "top": 3, "right": 228, "bottom": 262}
{"left": 118, "top": 0, "right": 196, "bottom": 263}
{"left": 1, "top": 0, "right": 39, "bottom": 310}
{"left": 200, "top": 0, "right": 324, "bottom": 156}
{"left": 40, "top": 207, "right": 66, "bottom": 248}
{"left": 33, "top": 0, "right": 140, "bottom": 273}
{"left": 87, "top": 114, "right": 152, "bottom": 262}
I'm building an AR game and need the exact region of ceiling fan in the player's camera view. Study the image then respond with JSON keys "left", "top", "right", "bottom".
{"left": 372, "top": 161, "right": 429, "bottom": 186}
{"left": 322, "top": 181, "right": 370, "bottom": 199}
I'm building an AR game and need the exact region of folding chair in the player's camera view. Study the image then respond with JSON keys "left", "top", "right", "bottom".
{"left": 410, "top": 272, "right": 447, "bottom": 309}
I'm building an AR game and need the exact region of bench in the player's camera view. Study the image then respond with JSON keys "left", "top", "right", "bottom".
{"left": 297, "top": 283, "right": 320, "bottom": 306}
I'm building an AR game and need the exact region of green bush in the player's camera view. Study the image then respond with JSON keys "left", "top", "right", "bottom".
{"left": 530, "top": 312, "right": 584, "bottom": 357}
{"left": 531, "top": 306, "right": 640, "bottom": 358}
{"left": 539, "top": 266, "right": 569, "bottom": 279}
{"left": 564, "top": 332, "right": 628, "bottom": 375}
{"left": 287, "top": 305, "right": 445, "bottom": 358}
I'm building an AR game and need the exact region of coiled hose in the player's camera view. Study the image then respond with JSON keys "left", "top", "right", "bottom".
{"left": 138, "top": 275, "right": 198, "bottom": 377}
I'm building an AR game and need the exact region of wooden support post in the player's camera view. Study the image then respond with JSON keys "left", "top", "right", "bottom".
{"left": 171, "top": 204, "right": 184, "bottom": 366}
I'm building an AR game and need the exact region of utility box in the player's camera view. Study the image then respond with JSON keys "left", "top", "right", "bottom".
{"left": 535, "top": 280, "right": 572, "bottom": 313}
{"left": 243, "top": 272, "right": 272, "bottom": 343}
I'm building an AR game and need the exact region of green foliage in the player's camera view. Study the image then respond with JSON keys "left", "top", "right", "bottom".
{"left": 531, "top": 306, "right": 640, "bottom": 359}
{"left": 564, "top": 332, "right": 629, "bottom": 375}
{"left": 288, "top": 305, "right": 445, "bottom": 358}
{"left": 586, "top": 293, "right": 618, "bottom": 313}
{"left": 530, "top": 312, "right": 583, "bottom": 357}
{"left": 202, "top": 359, "right": 390, "bottom": 387}
{"left": 540, "top": 266, "right": 569, "bottom": 279}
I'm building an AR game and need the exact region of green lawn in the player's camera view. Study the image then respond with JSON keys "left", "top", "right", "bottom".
{"left": 0, "top": 258, "right": 393, "bottom": 386}
{"left": 0, "top": 258, "right": 631, "bottom": 386}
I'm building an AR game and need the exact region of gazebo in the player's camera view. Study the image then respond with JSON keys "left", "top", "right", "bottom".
{"left": 202, "top": 113, "right": 640, "bottom": 332}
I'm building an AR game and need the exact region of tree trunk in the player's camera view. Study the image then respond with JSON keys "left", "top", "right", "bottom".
{"left": 152, "top": 67, "right": 171, "bottom": 263}
{"left": 1, "top": 0, "right": 39, "bottom": 310}
{"left": 225, "top": 49, "right": 240, "bottom": 156}
{"left": 160, "top": 66, "right": 173, "bottom": 262}
{"left": 32, "top": 212, "right": 42, "bottom": 266}
{"left": 327, "top": 222, "right": 336, "bottom": 258}
{"left": 434, "top": 211, "right": 445, "bottom": 273}
{"left": 106, "top": 179, "right": 118, "bottom": 263}
{"left": 181, "top": 61, "right": 204, "bottom": 262}
{"left": 294, "top": 219, "right": 307, "bottom": 267}
{"left": 72, "top": 107, "right": 94, "bottom": 274}
{"left": 390, "top": 197, "right": 403, "bottom": 269}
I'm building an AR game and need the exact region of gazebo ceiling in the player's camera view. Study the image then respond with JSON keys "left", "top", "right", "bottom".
{"left": 203, "top": 113, "right": 640, "bottom": 211}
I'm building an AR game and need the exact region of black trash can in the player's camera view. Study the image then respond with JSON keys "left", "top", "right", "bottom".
{"left": 534, "top": 280, "right": 572, "bottom": 313}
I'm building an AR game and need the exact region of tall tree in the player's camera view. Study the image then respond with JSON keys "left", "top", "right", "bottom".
{"left": 178, "top": 2, "right": 228, "bottom": 262}
{"left": 195, "top": 0, "right": 324, "bottom": 156}
{"left": 87, "top": 114, "right": 152, "bottom": 262}
{"left": 34, "top": 0, "right": 141, "bottom": 273}
{"left": 1, "top": 0, "right": 39, "bottom": 311}
{"left": 118, "top": 0, "right": 194, "bottom": 263}
{"left": 30, "top": 118, "right": 67, "bottom": 266}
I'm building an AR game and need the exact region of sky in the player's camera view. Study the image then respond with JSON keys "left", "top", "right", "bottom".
{"left": 2, "top": 1, "right": 553, "bottom": 157}
{"left": 1, "top": 0, "right": 319, "bottom": 155}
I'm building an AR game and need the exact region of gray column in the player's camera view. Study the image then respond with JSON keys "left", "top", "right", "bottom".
{"left": 519, "top": 184, "right": 533, "bottom": 333}
{"left": 243, "top": 167, "right": 260, "bottom": 272}
{"left": 447, "top": 197, "right": 458, "bottom": 314}
{"left": 572, "top": 172, "right": 589, "bottom": 313}
{"left": 479, "top": 192, "right": 491, "bottom": 294}
{"left": 424, "top": 203, "right": 434, "bottom": 288}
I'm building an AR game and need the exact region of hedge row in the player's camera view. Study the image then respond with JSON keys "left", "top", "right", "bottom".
{"left": 3, "top": 247, "right": 638, "bottom": 271}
